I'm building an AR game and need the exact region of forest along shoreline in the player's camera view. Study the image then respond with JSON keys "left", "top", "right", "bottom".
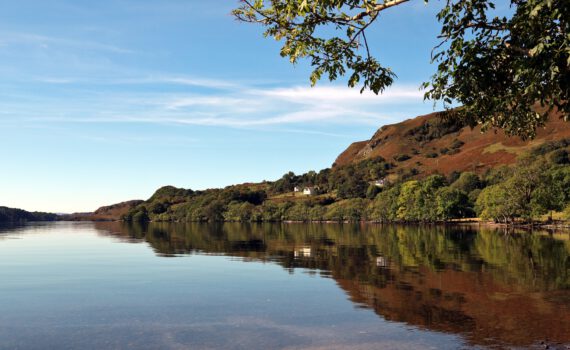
{"left": 3, "top": 110, "right": 570, "bottom": 228}
{"left": 115, "top": 145, "right": 570, "bottom": 227}
{"left": 104, "top": 112, "right": 570, "bottom": 228}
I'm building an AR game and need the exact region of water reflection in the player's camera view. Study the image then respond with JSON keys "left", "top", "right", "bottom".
{"left": 95, "top": 222, "right": 570, "bottom": 349}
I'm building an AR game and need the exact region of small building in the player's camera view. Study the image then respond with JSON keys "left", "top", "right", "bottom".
{"left": 376, "top": 256, "right": 390, "bottom": 268}
{"left": 303, "top": 187, "right": 316, "bottom": 196}
{"left": 373, "top": 178, "right": 388, "bottom": 187}
{"left": 294, "top": 247, "right": 312, "bottom": 257}
{"left": 293, "top": 186, "right": 301, "bottom": 193}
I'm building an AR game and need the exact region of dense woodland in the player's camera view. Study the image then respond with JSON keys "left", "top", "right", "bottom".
{"left": 0, "top": 206, "right": 58, "bottom": 223}
{"left": 124, "top": 139, "right": 570, "bottom": 224}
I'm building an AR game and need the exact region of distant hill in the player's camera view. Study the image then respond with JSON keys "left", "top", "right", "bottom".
{"left": 64, "top": 108, "right": 570, "bottom": 224}
{"left": 334, "top": 108, "right": 570, "bottom": 175}
{"left": 0, "top": 206, "right": 57, "bottom": 223}
{"left": 62, "top": 200, "right": 144, "bottom": 221}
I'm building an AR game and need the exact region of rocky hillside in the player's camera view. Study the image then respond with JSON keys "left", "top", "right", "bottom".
{"left": 335, "top": 109, "right": 570, "bottom": 175}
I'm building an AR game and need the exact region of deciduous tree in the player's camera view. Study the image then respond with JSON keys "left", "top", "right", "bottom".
{"left": 234, "top": 0, "right": 569, "bottom": 137}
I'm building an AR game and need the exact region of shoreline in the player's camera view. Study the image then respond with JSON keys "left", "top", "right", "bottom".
{"left": 48, "top": 218, "right": 570, "bottom": 232}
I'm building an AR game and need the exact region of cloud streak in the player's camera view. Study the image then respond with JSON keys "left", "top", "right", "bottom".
{"left": 0, "top": 30, "right": 426, "bottom": 132}
{"left": 3, "top": 72, "right": 427, "bottom": 132}
{"left": 258, "top": 85, "right": 424, "bottom": 104}
{"left": 0, "top": 31, "right": 134, "bottom": 54}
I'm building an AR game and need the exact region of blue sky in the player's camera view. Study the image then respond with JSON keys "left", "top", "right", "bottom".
{"left": 0, "top": 0, "right": 447, "bottom": 213}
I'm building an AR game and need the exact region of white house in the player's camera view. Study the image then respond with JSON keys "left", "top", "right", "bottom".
{"left": 293, "top": 186, "right": 301, "bottom": 193}
{"left": 303, "top": 187, "right": 316, "bottom": 196}
{"left": 376, "top": 256, "right": 390, "bottom": 268}
{"left": 294, "top": 247, "right": 312, "bottom": 257}
{"left": 373, "top": 178, "right": 387, "bottom": 187}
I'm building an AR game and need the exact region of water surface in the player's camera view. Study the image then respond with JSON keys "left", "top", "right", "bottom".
{"left": 0, "top": 222, "right": 569, "bottom": 349}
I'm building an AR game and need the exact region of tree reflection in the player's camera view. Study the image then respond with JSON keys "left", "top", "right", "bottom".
{"left": 95, "top": 222, "right": 570, "bottom": 348}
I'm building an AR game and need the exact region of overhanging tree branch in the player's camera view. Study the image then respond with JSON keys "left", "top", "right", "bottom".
{"left": 349, "top": 0, "right": 411, "bottom": 21}
{"left": 233, "top": 0, "right": 569, "bottom": 138}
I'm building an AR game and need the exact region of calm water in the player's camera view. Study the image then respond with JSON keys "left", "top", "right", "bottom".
{"left": 0, "top": 222, "right": 569, "bottom": 350}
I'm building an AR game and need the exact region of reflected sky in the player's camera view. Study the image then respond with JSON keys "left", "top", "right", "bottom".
{"left": 1, "top": 222, "right": 569, "bottom": 349}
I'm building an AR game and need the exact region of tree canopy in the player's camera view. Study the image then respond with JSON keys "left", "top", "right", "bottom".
{"left": 0, "top": 206, "right": 57, "bottom": 222}
{"left": 123, "top": 138, "right": 570, "bottom": 224}
{"left": 233, "top": 0, "right": 569, "bottom": 138}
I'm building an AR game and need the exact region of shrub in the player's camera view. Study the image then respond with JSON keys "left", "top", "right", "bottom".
{"left": 405, "top": 118, "right": 465, "bottom": 143}
{"left": 531, "top": 138, "right": 570, "bottom": 156}
{"left": 550, "top": 149, "right": 570, "bottom": 165}
{"left": 447, "top": 171, "right": 461, "bottom": 184}
{"left": 366, "top": 184, "right": 382, "bottom": 199}
{"left": 564, "top": 205, "right": 570, "bottom": 220}
{"left": 450, "top": 139, "right": 465, "bottom": 149}
{"left": 393, "top": 154, "right": 411, "bottom": 162}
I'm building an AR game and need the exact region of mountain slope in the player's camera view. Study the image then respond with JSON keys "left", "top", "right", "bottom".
{"left": 335, "top": 109, "right": 570, "bottom": 175}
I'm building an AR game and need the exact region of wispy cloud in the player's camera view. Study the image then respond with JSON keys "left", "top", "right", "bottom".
{"left": 257, "top": 85, "right": 424, "bottom": 104}
{"left": 0, "top": 31, "right": 134, "bottom": 54}
{"left": 10, "top": 46, "right": 424, "bottom": 129}
{"left": 3, "top": 70, "right": 426, "bottom": 132}
{"left": 156, "top": 76, "right": 240, "bottom": 90}
{"left": 30, "top": 74, "right": 245, "bottom": 90}
{"left": 34, "top": 77, "right": 78, "bottom": 84}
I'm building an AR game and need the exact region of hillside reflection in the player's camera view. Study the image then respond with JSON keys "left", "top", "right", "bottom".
{"left": 95, "top": 222, "right": 570, "bottom": 348}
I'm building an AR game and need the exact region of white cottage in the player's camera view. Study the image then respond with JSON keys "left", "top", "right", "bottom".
{"left": 303, "top": 187, "right": 316, "bottom": 196}
{"left": 376, "top": 256, "right": 389, "bottom": 268}
{"left": 373, "top": 178, "right": 387, "bottom": 187}
{"left": 294, "top": 247, "right": 312, "bottom": 257}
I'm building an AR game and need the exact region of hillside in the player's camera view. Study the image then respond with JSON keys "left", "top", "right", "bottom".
{"left": 72, "top": 109, "right": 570, "bottom": 224}
{"left": 334, "top": 108, "right": 570, "bottom": 175}
{"left": 0, "top": 206, "right": 57, "bottom": 223}
{"left": 62, "top": 200, "right": 144, "bottom": 221}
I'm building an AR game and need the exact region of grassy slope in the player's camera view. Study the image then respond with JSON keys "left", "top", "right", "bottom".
{"left": 334, "top": 109, "right": 570, "bottom": 175}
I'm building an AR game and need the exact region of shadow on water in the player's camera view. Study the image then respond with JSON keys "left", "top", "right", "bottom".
{"left": 93, "top": 222, "right": 570, "bottom": 349}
